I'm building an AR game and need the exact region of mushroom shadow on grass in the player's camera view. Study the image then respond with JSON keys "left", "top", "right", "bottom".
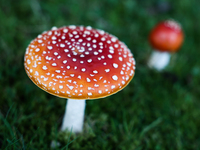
{"left": 24, "top": 25, "right": 136, "bottom": 133}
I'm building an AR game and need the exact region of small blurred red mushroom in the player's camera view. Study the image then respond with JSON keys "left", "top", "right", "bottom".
{"left": 24, "top": 25, "right": 136, "bottom": 133}
{"left": 148, "top": 20, "right": 184, "bottom": 70}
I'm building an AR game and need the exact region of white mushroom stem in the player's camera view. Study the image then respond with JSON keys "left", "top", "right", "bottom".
{"left": 147, "top": 50, "right": 171, "bottom": 71}
{"left": 61, "top": 99, "right": 86, "bottom": 133}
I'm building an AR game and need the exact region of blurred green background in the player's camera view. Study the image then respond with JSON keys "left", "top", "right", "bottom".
{"left": 1, "top": 0, "right": 200, "bottom": 149}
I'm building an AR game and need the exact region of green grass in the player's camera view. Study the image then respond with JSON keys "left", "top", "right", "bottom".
{"left": 1, "top": 0, "right": 200, "bottom": 149}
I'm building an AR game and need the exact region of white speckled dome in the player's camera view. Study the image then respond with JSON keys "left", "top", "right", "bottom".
{"left": 24, "top": 25, "right": 136, "bottom": 99}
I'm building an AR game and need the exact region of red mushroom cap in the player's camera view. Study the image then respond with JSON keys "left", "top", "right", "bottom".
{"left": 24, "top": 26, "right": 136, "bottom": 99}
{"left": 149, "top": 20, "right": 184, "bottom": 52}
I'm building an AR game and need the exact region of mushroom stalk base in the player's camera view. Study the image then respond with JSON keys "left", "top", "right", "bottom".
{"left": 147, "top": 50, "right": 171, "bottom": 71}
{"left": 61, "top": 99, "right": 86, "bottom": 133}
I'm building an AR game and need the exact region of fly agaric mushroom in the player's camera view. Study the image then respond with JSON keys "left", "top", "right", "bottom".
{"left": 147, "top": 20, "right": 184, "bottom": 70}
{"left": 24, "top": 25, "right": 136, "bottom": 133}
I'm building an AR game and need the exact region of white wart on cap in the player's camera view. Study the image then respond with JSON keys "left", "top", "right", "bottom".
{"left": 24, "top": 25, "right": 136, "bottom": 99}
